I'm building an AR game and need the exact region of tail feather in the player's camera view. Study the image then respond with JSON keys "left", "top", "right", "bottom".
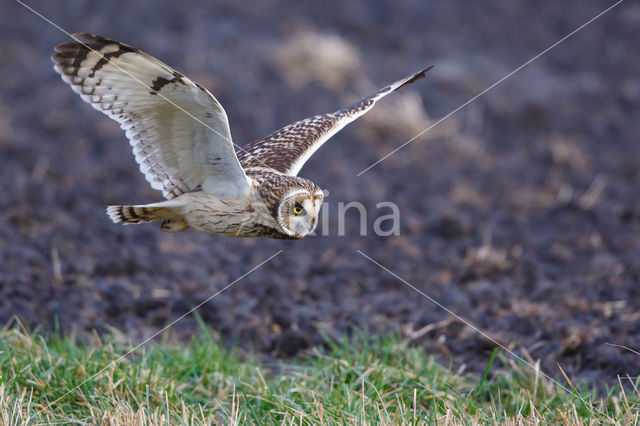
{"left": 107, "top": 205, "right": 169, "bottom": 224}
{"left": 107, "top": 202, "right": 189, "bottom": 232}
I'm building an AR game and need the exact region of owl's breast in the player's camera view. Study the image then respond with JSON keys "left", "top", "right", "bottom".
{"left": 178, "top": 189, "right": 288, "bottom": 238}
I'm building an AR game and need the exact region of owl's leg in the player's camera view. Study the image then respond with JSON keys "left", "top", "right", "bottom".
{"left": 160, "top": 219, "right": 190, "bottom": 233}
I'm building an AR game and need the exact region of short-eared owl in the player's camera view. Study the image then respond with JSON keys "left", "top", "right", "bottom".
{"left": 52, "top": 34, "right": 430, "bottom": 239}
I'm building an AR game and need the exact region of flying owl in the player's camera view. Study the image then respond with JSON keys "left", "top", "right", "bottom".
{"left": 52, "top": 34, "right": 430, "bottom": 239}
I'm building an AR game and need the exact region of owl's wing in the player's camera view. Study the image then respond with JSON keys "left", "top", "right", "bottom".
{"left": 52, "top": 33, "right": 251, "bottom": 200}
{"left": 237, "top": 66, "right": 432, "bottom": 176}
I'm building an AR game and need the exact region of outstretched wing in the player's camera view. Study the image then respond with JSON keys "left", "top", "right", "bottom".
{"left": 237, "top": 66, "right": 432, "bottom": 176}
{"left": 52, "top": 33, "right": 250, "bottom": 199}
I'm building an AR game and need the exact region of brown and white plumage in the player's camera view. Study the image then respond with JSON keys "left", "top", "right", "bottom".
{"left": 237, "top": 66, "right": 432, "bottom": 176}
{"left": 52, "top": 34, "right": 430, "bottom": 239}
{"left": 53, "top": 33, "right": 249, "bottom": 200}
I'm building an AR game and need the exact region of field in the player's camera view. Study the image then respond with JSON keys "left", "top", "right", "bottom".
{"left": 1, "top": 0, "right": 640, "bottom": 423}
{"left": 2, "top": 323, "right": 638, "bottom": 424}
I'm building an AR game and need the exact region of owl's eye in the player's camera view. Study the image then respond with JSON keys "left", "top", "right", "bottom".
{"left": 293, "top": 205, "right": 303, "bottom": 215}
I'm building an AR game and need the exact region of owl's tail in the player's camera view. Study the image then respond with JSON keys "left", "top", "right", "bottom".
{"left": 106, "top": 202, "right": 189, "bottom": 232}
{"left": 106, "top": 205, "right": 165, "bottom": 224}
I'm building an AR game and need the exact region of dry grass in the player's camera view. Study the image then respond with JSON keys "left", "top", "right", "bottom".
{"left": 0, "top": 323, "right": 637, "bottom": 425}
{"left": 274, "top": 31, "right": 361, "bottom": 90}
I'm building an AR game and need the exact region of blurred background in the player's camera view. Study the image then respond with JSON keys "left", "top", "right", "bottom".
{"left": 1, "top": 0, "right": 639, "bottom": 388}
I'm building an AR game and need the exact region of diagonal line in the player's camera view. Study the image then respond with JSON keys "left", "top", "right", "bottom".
{"left": 30, "top": 250, "right": 282, "bottom": 420}
{"left": 14, "top": 0, "right": 273, "bottom": 171}
{"left": 356, "top": 0, "right": 624, "bottom": 176}
{"left": 356, "top": 249, "right": 607, "bottom": 415}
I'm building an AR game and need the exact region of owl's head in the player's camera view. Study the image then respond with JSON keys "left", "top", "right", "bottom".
{"left": 277, "top": 187, "right": 324, "bottom": 238}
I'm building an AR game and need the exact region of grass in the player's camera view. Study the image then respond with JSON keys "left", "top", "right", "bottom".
{"left": 0, "top": 322, "right": 638, "bottom": 425}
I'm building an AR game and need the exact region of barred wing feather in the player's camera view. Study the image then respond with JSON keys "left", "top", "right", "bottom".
{"left": 238, "top": 66, "right": 432, "bottom": 176}
{"left": 52, "top": 33, "right": 250, "bottom": 199}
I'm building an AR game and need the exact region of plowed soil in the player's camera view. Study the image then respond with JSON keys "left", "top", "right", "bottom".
{"left": 1, "top": 0, "right": 639, "bottom": 389}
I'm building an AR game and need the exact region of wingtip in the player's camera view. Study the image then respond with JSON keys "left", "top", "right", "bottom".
{"left": 421, "top": 64, "right": 435, "bottom": 75}
{"left": 71, "top": 33, "right": 99, "bottom": 43}
{"left": 53, "top": 33, "right": 139, "bottom": 60}
{"left": 396, "top": 65, "right": 434, "bottom": 90}
{"left": 52, "top": 33, "right": 95, "bottom": 53}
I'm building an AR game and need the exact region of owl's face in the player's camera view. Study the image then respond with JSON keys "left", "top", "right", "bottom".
{"left": 277, "top": 188, "right": 324, "bottom": 238}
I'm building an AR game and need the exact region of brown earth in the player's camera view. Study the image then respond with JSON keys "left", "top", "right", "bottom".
{"left": 1, "top": 0, "right": 639, "bottom": 390}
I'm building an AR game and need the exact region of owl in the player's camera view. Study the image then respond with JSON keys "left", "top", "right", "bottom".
{"left": 52, "top": 34, "right": 430, "bottom": 239}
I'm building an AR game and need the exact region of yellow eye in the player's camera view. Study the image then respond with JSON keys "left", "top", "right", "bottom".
{"left": 293, "top": 205, "right": 303, "bottom": 215}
